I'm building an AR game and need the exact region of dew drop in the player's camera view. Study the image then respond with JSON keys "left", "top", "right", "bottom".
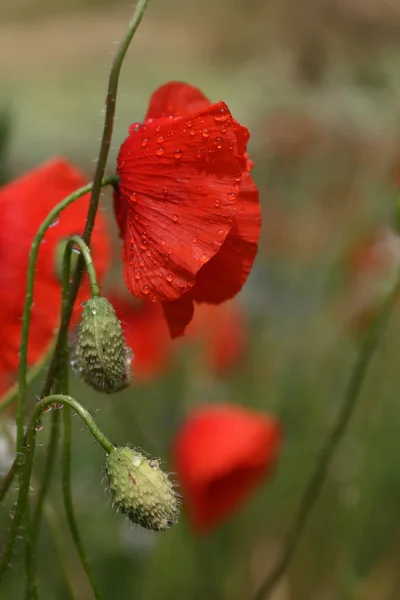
{"left": 49, "top": 218, "right": 59, "bottom": 228}
{"left": 216, "top": 137, "right": 223, "bottom": 149}
{"left": 172, "top": 214, "right": 179, "bottom": 223}
{"left": 166, "top": 273, "right": 174, "bottom": 282}
{"left": 146, "top": 250, "right": 152, "bottom": 257}
{"left": 157, "top": 136, "right": 164, "bottom": 144}
{"left": 234, "top": 174, "right": 242, "bottom": 182}
{"left": 193, "top": 237, "right": 198, "bottom": 243}
{"left": 167, "top": 248, "right": 172, "bottom": 255}
{"left": 141, "top": 138, "right": 149, "bottom": 147}
{"left": 149, "top": 458, "right": 160, "bottom": 469}
{"left": 155, "top": 125, "right": 161, "bottom": 132}
{"left": 132, "top": 455, "right": 142, "bottom": 467}
{"left": 92, "top": 309, "right": 97, "bottom": 316}
{"left": 135, "top": 271, "right": 141, "bottom": 280}
{"left": 214, "top": 107, "right": 230, "bottom": 122}
{"left": 9, "top": 504, "right": 17, "bottom": 519}
{"left": 35, "top": 421, "right": 43, "bottom": 432}
{"left": 200, "top": 254, "right": 209, "bottom": 264}
{"left": 42, "top": 405, "right": 53, "bottom": 414}
{"left": 151, "top": 296, "right": 157, "bottom": 303}
{"left": 130, "top": 192, "right": 137, "bottom": 202}
{"left": 221, "top": 125, "right": 228, "bottom": 134}
{"left": 218, "top": 229, "right": 224, "bottom": 236}
{"left": 202, "top": 128, "right": 210, "bottom": 138}
{"left": 179, "top": 282, "right": 185, "bottom": 289}
{"left": 156, "top": 147, "right": 164, "bottom": 156}
{"left": 54, "top": 403, "right": 64, "bottom": 410}
{"left": 130, "top": 122, "right": 141, "bottom": 132}
{"left": 163, "top": 186, "right": 169, "bottom": 195}
{"left": 174, "top": 149, "right": 182, "bottom": 159}
{"left": 190, "top": 129, "right": 196, "bottom": 136}
{"left": 160, "top": 240, "right": 166, "bottom": 246}
{"left": 187, "top": 120, "right": 193, "bottom": 127}
{"left": 215, "top": 199, "right": 220, "bottom": 208}
{"left": 228, "top": 192, "right": 237, "bottom": 201}
{"left": 142, "top": 286, "right": 150, "bottom": 295}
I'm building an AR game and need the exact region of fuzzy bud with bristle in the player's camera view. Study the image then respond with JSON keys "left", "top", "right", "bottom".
{"left": 105, "top": 446, "right": 179, "bottom": 531}
{"left": 74, "top": 297, "right": 132, "bottom": 393}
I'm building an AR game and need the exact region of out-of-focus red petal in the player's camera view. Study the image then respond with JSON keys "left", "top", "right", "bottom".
{"left": 162, "top": 292, "right": 195, "bottom": 339}
{"left": 193, "top": 172, "right": 261, "bottom": 303}
{"left": 116, "top": 101, "right": 243, "bottom": 302}
{"left": 174, "top": 404, "right": 282, "bottom": 532}
{"left": 145, "top": 82, "right": 211, "bottom": 120}
{"left": 185, "top": 301, "right": 246, "bottom": 375}
{"left": 109, "top": 293, "right": 171, "bottom": 382}
{"left": 0, "top": 158, "right": 111, "bottom": 397}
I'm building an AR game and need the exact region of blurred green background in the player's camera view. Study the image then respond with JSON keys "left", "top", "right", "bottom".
{"left": 2, "top": 0, "right": 400, "bottom": 599}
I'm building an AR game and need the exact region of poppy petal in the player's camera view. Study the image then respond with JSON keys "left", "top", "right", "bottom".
{"left": 162, "top": 292, "right": 195, "bottom": 339}
{"left": 109, "top": 294, "right": 171, "bottom": 381}
{"left": 0, "top": 158, "right": 111, "bottom": 394}
{"left": 174, "top": 405, "right": 282, "bottom": 532}
{"left": 116, "top": 101, "right": 243, "bottom": 302}
{"left": 193, "top": 172, "right": 261, "bottom": 303}
{"left": 145, "top": 81, "right": 211, "bottom": 120}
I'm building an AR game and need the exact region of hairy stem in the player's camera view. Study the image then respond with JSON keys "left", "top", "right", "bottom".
{"left": 15, "top": 176, "right": 117, "bottom": 478}
{"left": 65, "top": 235, "right": 100, "bottom": 298}
{"left": 41, "top": 0, "right": 150, "bottom": 398}
{"left": 254, "top": 272, "right": 400, "bottom": 600}
{"left": 62, "top": 407, "right": 102, "bottom": 600}
{"left": 0, "top": 394, "right": 113, "bottom": 585}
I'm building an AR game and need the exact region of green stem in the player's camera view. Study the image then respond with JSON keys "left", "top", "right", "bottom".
{"left": 62, "top": 407, "right": 102, "bottom": 600}
{"left": 254, "top": 272, "right": 400, "bottom": 600}
{"left": 41, "top": 0, "right": 150, "bottom": 398}
{"left": 0, "top": 394, "right": 113, "bottom": 585}
{"left": 15, "top": 176, "right": 117, "bottom": 478}
{"left": 64, "top": 235, "right": 100, "bottom": 298}
{"left": 0, "top": 341, "right": 55, "bottom": 415}
{"left": 24, "top": 505, "right": 38, "bottom": 600}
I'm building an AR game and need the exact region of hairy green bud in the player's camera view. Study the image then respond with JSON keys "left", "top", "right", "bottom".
{"left": 74, "top": 297, "right": 132, "bottom": 393}
{"left": 106, "top": 446, "right": 179, "bottom": 531}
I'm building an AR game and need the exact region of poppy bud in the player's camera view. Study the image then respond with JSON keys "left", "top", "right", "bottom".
{"left": 75, "top": 297, "right": 132, "bottom": 393}
{"left": 105, "top": 446, "right": 179, "bottom": 531}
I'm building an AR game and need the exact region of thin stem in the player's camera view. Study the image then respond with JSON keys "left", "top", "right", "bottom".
{"left": 0, "top": 394, "right": 113, "bottom": 585}
{"left": 15, "top": 176, "right": 117, "bottom": 477}
{"left": 254, "top": 272, "right": 400, "bottom": 600}
{"left": 41, "top": 0, "right": 150, "bottom": 398}
{"left": 0, "top": 341, "right": 55, "bottom": 415}
{"left": 65, "top": 235, "right": 100, "bottom": 298}
{"left": 62, "top": 407, "right": 102, "bottom": 600}
{"left": 24, "top": 505, "right": 38, "bottom": 600}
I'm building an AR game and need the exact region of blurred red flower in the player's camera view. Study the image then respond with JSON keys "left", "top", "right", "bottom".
{"left": 185, "top": 300, "right": 246, "bottom": 375}
{"left": 108, "top": 293, "right": 172, "bottom": 382}
{"left": 0, "top": 158, "right": 111, "bottom": 397}
{"left": 114, "top": 81, "right": 261, "bottom": 338}
{"left": 173, "top": 404, "right": 282, "bottom": 533}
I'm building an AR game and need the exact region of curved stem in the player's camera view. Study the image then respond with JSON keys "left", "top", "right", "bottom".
{"left": 0, "top": 341, "right": 55, "bottom": 415}
{"left": 15, "top": 176, "right": 117, "bottom": 478}
{"left": 41, "top": 0, "right": 150, "bottom": 398}
{"left": 254, "top": 272, "right": 400, "bottom": 600}
{"left": 62, "top": 407, "right": 103, "bottom": 600}
{"left": 0, "top": 394, "right": 113, "bottom": 585}
{"left": 65, "top": 235, "right": 100, "bottom": 298}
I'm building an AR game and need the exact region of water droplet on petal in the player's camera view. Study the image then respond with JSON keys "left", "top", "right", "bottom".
{"left": 216, "top": 137, "right": 223, "bottom": 149}
{"left": 172, "top": 214, "right": 179, "bottom": 223}
{"left": 200, "top": 254, "right": 209, "bottom": 264}
{"left": 157, "top": 136, "right": 164, "bottom": 144}
{"left": 193, "top": 237, "right": 198, "bottom": 244}
{"left": 174, "top": 149, "right": 182, "bottom": 159}
{"left": 187, "top": 120, "right": 193, "bottom": 127}
{"left": 228, "top": 192, "right": 237, "bottom": 201}
{"left": 151, "top": 296, "right": 157, "bottom": 303}
{"left": 146, "top": 250, "right": 152, "bottom": 257}
{"left": 190, "top": 129, "right": 196, "bottom": 137}
{"left": 163, "top": 186, "right": 169, "bottom": 195}
{"left": 155, "top": 125, "right": 161, "bottom": 132}
{"left": 215, "top": 199, "right": 220, "bottom": 207}
{"left": 141, "top": 138, "right": 149, "bottom": 147}
{"left": 202, "top": 128, "right": 210, "bottom": 138}
{"left": 214, "top": 106, "right": 230, "bottom": 122}
{"left": 135, "top": 271, "right": 141, "bottom": 280}
{"left": 160, "top": 240, "right": 166, "bottom": 246}
{"left": 142, "top": 286, "right": 150, "bottom": 295}
{"left": 156, "top": 147, "right": 164, "bottom": 156}
{"left": 221, "top": 125, "right": 228, "bottom": 134}
{"left": 166, "top": 273, "right": 174, "bottom": 282}
{"left": 218, "top": 229, "right": 224, "bottom": 236}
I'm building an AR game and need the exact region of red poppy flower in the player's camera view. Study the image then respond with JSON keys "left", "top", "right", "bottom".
{"left": 185, "top": 300, "right": 246, "bottom": 375}
{"left": 340, "top": 227, "right": 400, "bottom": 332}
{"left": 173, "top": 404, "right": 282, "bottom": 533}
{"left": 107, "top": 292, "right": 172, "bottom": 382}
{"left": 114, "top": 81, "right": 261, "bottom": 338}
{"left": 0, "top": 158, "right": 111, "bottom": 397}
